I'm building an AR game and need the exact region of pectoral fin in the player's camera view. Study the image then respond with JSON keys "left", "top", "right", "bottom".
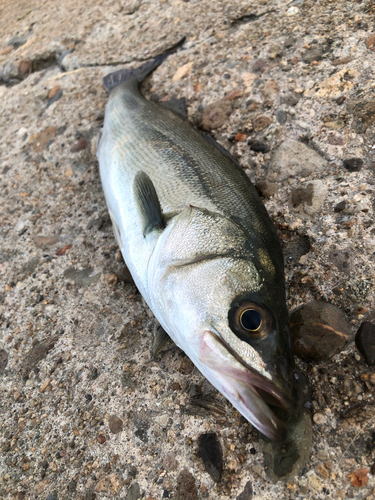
{"left": 133, "top": 171, "right": 164, "bottom": 238}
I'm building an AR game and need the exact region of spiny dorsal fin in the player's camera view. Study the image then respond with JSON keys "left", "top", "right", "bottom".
{"left": 133, "top": 171, "right": 164, "bottom": 237}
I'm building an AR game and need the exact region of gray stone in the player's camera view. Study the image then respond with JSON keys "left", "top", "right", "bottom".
{"left": 291, "top": 180, "right": 327, "bottom": 215}
{"left": 0, "top": 349, "right": 8, "bottom": 375}
{"left": 125, "top": 483, "right": 141, "bottom": 500}
{"left": 63, "top": 267, "right": 101, "bottom": 287}
{"left": 268, "top": 140, "right": 328, "bottom": 182}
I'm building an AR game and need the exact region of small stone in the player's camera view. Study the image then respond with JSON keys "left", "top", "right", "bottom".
{"left": 236, "top": 481, "right": 253, "bottom": 500}
{"left": 355, "top": 322, "right": 375, "bottom": 365}
{"left": 48, "top": 85, "right": 61, "bottom": 99}
{"left": 235, "top": 133, "right": 247, "bottom": 142}
{"left": 97, "top": 434, "right": 106, "bottom": 444}
{"left": 33, "top": 235, "right": 60, "bottom": 248}
{"left": 248, "top": 139, "right": 270, "bottom": 153}
{"left": 329, "top": 248, "right": 354, "bottom": 273}
{"left": 33, "top": 126, "right": 57, "bottom": 152}
{"left": 14, "top": 391, "right": 21, "bottom": 401}
{"left": 302, "top": 47, "right": 324, "bottom": 64}
{"left": 175, "top": 469, "right": 198, "bottom": 500}
{"left": 101, "top": 273, "right": 119, "bottom": 289}
{"left": 225, "top": 88, "right": 244, "bottom": 100}
{"left": 291, "top": 180, "right": 327, "bottom": 215}
{"left": 348, "top": 100, "right": 375, "bottom": 134}
{"left": 18, "top": 59, "right": 32, "bottom": 78}
{"left": 199, "top": 433, "right": 223, "bottom": 482}
{"left": 254, "top": 181, "right": 278, "bottom": 198}
{"left": 276, "top": 110, "right": 287, "bottom": 125}
{"left": 125, "top": 482, "right": 141, "bottom": 500}
{"left": 332, "top": 56, "right": 353, "bottom": 66}
{"left": 0, "top": 349, "right": 9, "bottom": 375}
{"left": 0, "top": 46, "right": 12, "bottom": 55}
{"left": 199, "top": 100, "right": 232, "bottom": 130}
{"left": 365, "top": 34, "right": 375, "bottom": 52}
{"left": 348, "top": 468, "right": 370, "bottom": 487}
{"left": 162, "top": 452, "right": 178, "bottom": 471}
{"left": 177, "top": 357, "right": 194, "bottom": 374}
{"left": 343, "top": 158, "right": 363, "bottom": 172}
{"left": 70, "top": 138, "right": 88, "bottom": 153}
{"left": 172, "top": 62, "right": 193, "bottom": 82}
{"left": 315, "top": 462, "right": 329, "bottom": 479}
{"left": 290, "top": 301, "right": 353, "bottom": 362}
{"left": 328, "top": 134, "right": 344, "bottom": 146}
{"left": 63, "top": 267, "right": 101, "bottom": 287}
{"left": 40, "top": 378, "right": 51, "bottom": 393}
{"left": 253, "top": 116, "right": 272, "bottom": 132}
{"left": 56, "top": 244, "right": 73, "bottom": 255}
{"left": 334, "top": 201, "right": 347, "bottom": 212}
{"left": 108, "top": 415, "right": 123, "bottom": 434}
{"left": 262, "top": 80, "right": 279, "bottom": 99}
{"left": 268, "top": 140, "right": 327, "bottom": 182}
{"left": 252, "top": 58, "right": 267, "bottom": 72}
{"left": 21, "top": 337, "right": 58, "bottom": 380}
{"left": 7, "top": 35, "right": 28, "bottom": 48}
{"left": 281, "top": 94, "right": 299, "bottom": 106}
{"left": 45, "top": 491, "right": 58, "bottom": 500}
{"left": 95, "top": 473, "right": 124, "bottom": 495}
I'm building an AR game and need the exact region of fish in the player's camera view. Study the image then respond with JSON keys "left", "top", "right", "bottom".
{"left": 97, "top": 53, "right": 298, "bottom": 441}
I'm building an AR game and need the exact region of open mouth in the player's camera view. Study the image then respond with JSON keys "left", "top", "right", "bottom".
{"left": 199, "top": 330, "right": 295, "bottom": 441}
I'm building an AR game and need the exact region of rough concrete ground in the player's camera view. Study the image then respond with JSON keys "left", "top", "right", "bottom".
{"left": 1, "top": 0, "right": 375, "bottom": 499}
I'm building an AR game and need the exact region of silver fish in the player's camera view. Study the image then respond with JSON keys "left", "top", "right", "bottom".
{"left": 97, "top": 56, "right": 297, "bottom": 440}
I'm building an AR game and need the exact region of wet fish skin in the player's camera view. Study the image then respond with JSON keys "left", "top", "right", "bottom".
{"left": 97, "top": 60, "right": 297, "bottom": 440}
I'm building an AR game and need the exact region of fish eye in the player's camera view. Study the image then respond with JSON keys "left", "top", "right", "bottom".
{"left": 240, "top": 309, "right": 262, "bottom": 331}
{"left": 229, "top": 301, "right": 271, "bottom": 341}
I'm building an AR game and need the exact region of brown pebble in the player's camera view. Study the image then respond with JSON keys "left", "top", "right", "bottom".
{"left": 255, "top": 181, "right": 279, "bottom": 198}
{"left": 348, "top": 468, "right": 370, "bottom": 487}
{"left": 55, "top": 244, "right": 73, "bottom": 256}
{"left": 108, "top": 415, "right": 123, "bottom": 434}
{"left": 175, "top": 469, "right": 198, "bottom": 500}
{"left": 0, "top": 46, "right": 12, "bottom": 55}
{"left": 97, "top": 434, "right": 106, "bottom": 444}
{"left": 199, "top": 100, "right": 232, "bottom": 130}
{"left": 234, "top": 133, "right": 247, "bottom": 142}
{"left": 33, "top": 126, "right": 57, "bottom": 152}
{"left": 101, "top": 273, "right": 119, "bottom": 289}
{"left": 365, "top": 33, "right": 375, "bottom": 51}
{"left": 19, "top": 59, "right": 32, "bottom": 78}
{"left": 70, "top": 137, "right": 88, "bottom": 153}
{"left": 253, "top": 116, "right": 272, "bottom": 132}
{"left": 225, "top": 88, "right": 244, "bottom": 100}
{"left": 48, "top": 84, "right": 61, "bottom": 99}
{"left": 290, "top": 301, "right": 353, "bottom": 362}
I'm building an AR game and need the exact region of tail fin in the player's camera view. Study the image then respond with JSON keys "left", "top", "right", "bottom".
{"left": 103, "top": 37, "right": 185, "bottom": 92}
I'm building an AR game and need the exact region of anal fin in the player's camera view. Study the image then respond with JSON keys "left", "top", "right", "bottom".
{"left": 133, "top": 171, "right": 164, "bottom": 238}
{"left": 153, "top": 323, "right": 171, "bottom": 359}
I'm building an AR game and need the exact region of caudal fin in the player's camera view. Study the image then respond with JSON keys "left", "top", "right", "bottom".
{"left": 103, "top": 37, "right": 185, "bottom": 92}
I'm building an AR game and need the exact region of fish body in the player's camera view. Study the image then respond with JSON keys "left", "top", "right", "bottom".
{"left": 97, "top": 60, "right": 297, "bottom": 440}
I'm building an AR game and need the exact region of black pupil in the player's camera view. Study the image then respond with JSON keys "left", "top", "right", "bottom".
{"left": 240, "top": 309, "right": 261, "bottom": 331}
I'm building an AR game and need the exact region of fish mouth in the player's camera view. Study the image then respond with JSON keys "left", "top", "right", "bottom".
{"left": 199, "top": 330, "right": 295, "bottom": 441}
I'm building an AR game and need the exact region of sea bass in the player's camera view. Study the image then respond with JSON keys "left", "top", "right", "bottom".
{"left": 97, "top": 55, "right": 297, "bottom": 441}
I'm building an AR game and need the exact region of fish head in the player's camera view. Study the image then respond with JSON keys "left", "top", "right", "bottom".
{"left": 149, "top": 206, "right": 296, "bottom": 440}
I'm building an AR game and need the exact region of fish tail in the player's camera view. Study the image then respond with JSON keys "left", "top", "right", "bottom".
{"left": 103, "top": 37, "right": 185, "bottom": 92}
